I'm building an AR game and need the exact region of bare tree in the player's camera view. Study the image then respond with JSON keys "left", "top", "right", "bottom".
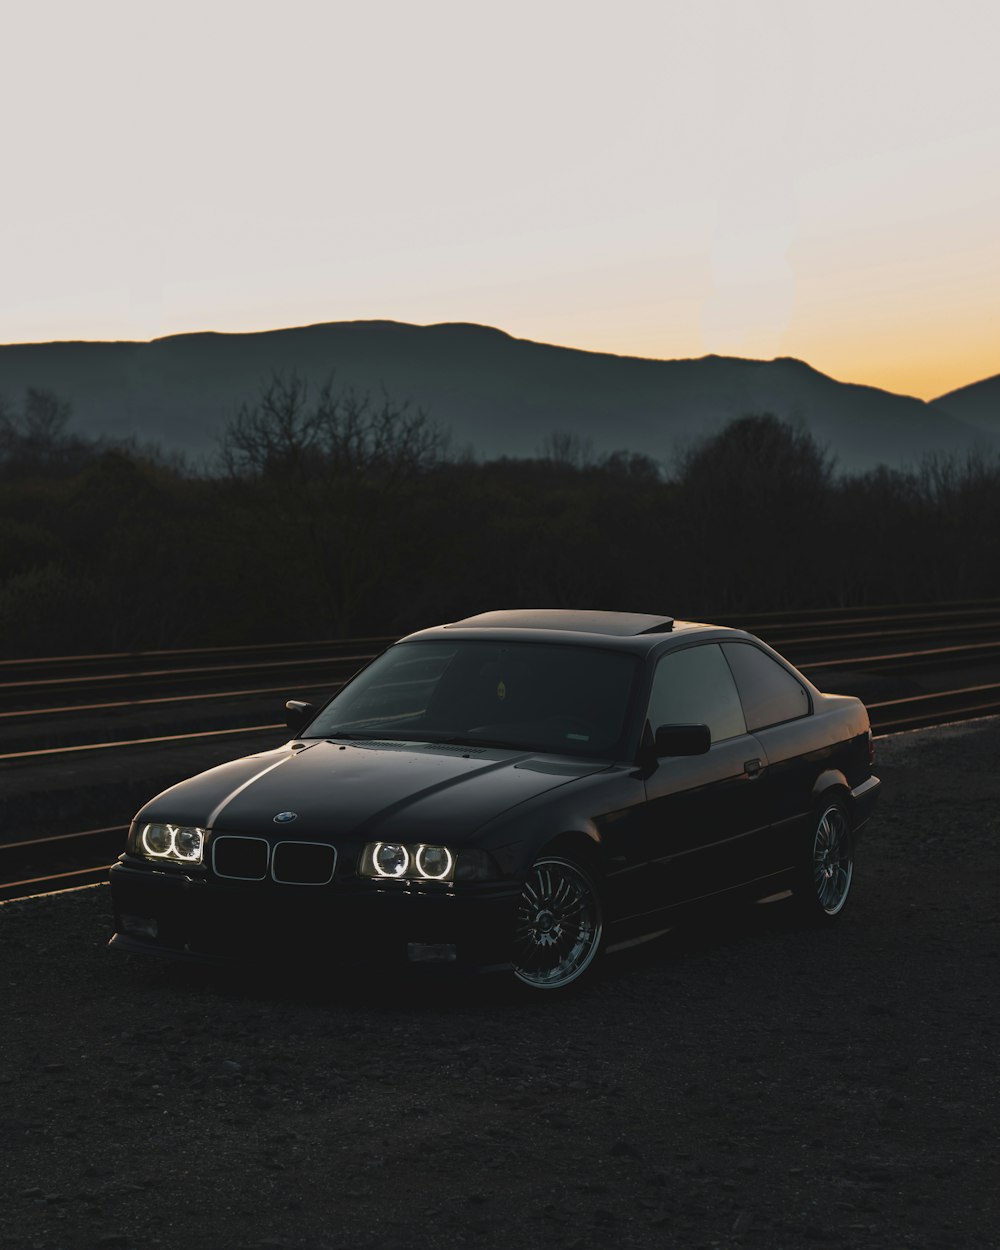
{"left": 0, "top": 388, "right": 78, "bottom": 475}
{"left": 539, "top": 430, "right": 595, "bottom": 469}
{"left": 220, "top": 374, "right": 446, "bottom": 483}
{"left": 217, "top": 374, "right": 449, "bottom": 634}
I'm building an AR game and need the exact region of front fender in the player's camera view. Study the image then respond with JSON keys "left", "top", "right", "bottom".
{"left": 473, "top": 766, "right": 644, "bottom": 879}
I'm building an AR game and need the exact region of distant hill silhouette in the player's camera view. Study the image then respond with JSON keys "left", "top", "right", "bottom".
{"left": 933, "top": 373, "right": 1000, "bottom": 439}
{"left": 0, "top": 320, "right": 987, "bottom": 472}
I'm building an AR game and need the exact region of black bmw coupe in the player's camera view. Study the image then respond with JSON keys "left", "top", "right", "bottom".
{"left": 109, "top": 609, "right": 881, "bottom": 990}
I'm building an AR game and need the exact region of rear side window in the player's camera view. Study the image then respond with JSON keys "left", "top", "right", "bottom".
{"left": 722, "top": 642, "right": 810, "bottom": 731}
{"left": 647, "top": 644, "right": 747, "bottom": 744}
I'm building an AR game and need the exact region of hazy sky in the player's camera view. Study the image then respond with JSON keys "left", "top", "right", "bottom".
{"left": 4, "top": 0, "right": 999, "bottom": 398}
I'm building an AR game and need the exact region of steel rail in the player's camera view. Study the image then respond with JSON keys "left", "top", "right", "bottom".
{"left": 0, "top": 635, "right": 396, "bottom": 669}
{"left": 866, "top": 680, "right": 1000, "bottom": 732}
{"left": 763, "top": 620, "right": 1000, "bottom": 649}
{"left": 740, "top": 605, "right": 999, "bottom": 629}
{"left": 0, "top": 681, "right": 345, "bottom": 721}
{"left": 873, "top": 704, "right": 1000, "bottom": 732}
{"left": 0, "top": 823, "right": 128, "bottom": 852}
{"left": 0, "top": 722, "right": 284, "bottom": 763}
{"left": 867, "top": 679, "right": 1000, "bottom": 711}
{"left": 726, "top": 596, "right": 1000, "bottom": 624}
{"left": 0, "top": 651, "right": 376, "bottom": 693}
{"left": 0, "top": 863, "right": 116, "bottom": 893}
{"left": 797, "top": 639, "right": 1000, "bottom": 669}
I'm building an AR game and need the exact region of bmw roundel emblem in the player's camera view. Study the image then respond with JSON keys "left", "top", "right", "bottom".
{"left": 273, "top": 811, "right": 298, "bottom": 824}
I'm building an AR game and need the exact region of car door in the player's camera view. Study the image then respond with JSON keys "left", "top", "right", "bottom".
{"left": 721, "top": 641, "right": 815, "bottom": 871}
{"left": 631, "top": 642, "right": 771, "bottom": 917}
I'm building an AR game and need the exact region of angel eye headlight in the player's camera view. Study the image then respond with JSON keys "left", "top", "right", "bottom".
{"left": 372, "top": 842, "right": 409, "bottom": 878}
{"left": 140, "top": 824, "right": 174, "bottom": 857}
{"left": 361, "top": 841, "right": 456, "bottom": 882}
{"left": 137, "top": 823, "right": 205, "bottom": 865}
{"left": 415, "top": 845, "right": 453, "bottom": 880}
{"left": 172, "top": 826, "right": 205, "bottom": 862}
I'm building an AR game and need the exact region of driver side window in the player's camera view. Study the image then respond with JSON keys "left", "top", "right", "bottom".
{"left": 648, "top": 644, "right": 747, "bottom": 744}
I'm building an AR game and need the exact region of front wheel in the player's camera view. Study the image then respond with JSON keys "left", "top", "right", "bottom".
{"left": 511, "top": 855, "right": 604, "bottom": 990}
{"left": 795, "top": 801, "right": 854, "bottom": 921}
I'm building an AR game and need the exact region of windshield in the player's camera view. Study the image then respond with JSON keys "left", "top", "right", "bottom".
{"left": 306, "top": 639, "right": 639, "bottom": 758}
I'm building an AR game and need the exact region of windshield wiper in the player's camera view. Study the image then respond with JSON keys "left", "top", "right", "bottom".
{"left": 323, "top": 729, "right": 531, "bottom": 751}
{"left": 439, "top": 735, "right": 531, "bottom": 752}
{"left": 325, "top": 730, "right": 435, "bottom": 743}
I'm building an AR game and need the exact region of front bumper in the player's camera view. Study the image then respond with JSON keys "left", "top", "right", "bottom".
{"left": 109, "top": 859, "right": 520, "bottom": 972}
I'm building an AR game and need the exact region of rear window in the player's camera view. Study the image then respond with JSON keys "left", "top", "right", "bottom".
{"left": 722, "top": 642, "right": 810, "bottom": 731}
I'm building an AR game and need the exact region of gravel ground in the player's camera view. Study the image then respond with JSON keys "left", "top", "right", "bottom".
{"left": 1, "top": 718, "right": 998, "bottom": 1250}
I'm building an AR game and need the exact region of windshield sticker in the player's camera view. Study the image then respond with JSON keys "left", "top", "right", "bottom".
{"left": 497, "top": 680, "right": 507, "bottom": 701}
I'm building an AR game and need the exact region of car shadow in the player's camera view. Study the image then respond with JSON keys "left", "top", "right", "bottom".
{"left": 110, "top": 892, "right": 809, "bottom": 1013}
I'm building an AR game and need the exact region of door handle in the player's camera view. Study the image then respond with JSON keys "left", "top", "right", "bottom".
{"left": 744, "top": 758, "right": 764, "bottom": 778}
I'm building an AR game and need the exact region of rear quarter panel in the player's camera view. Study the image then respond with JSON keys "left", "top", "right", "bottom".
{"left": 754, "top": 693, "right": 872, "bottom": 868}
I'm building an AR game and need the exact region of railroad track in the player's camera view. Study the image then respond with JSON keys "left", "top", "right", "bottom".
{"left": 0, "top": 635, "right": 394, "bottom": 753}
{"left": 2, "top": 599, "right": 998, "bottom": 900}
{"left": 3, "top": 599, "right": 1000, "bottom": 753}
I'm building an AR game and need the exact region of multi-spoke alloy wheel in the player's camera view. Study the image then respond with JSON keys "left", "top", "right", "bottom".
{"left": 512, "top": 856, "right": 603, "bottom": 990}
{"left": 811, "top": 803, "right": 853, "bottom": 917}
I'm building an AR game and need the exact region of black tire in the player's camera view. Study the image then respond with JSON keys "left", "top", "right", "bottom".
{"left": 511, "top": 854, "right": 604, "bottom": 990}
{"left": 794, "top": 799, "right": 854, "bottom": 922}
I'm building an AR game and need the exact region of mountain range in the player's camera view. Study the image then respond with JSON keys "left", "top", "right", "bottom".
{"left": 0, "top": 320, "right": 995, "bottom": 473}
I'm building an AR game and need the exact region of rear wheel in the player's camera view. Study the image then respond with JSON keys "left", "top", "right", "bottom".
{"left": 796, "top": 800, "right": 853, "bottom": 921}
{"left": 512, "top": 855, "right": 604, "bottom": 990}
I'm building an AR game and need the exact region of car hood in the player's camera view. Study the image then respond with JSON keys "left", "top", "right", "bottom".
{"left": 138, "top": 738, "right": 609, "bottom": 844}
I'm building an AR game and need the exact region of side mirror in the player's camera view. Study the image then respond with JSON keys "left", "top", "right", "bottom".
{"left": 654, "top": 723, "right": 711, "bottom": 757}
{"left": 284, "top": 699, "right": 317, "bottom": 736}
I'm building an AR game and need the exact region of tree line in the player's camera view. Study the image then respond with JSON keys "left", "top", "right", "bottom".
{"left": 1, "top": 378, "right": 997, "bottom": 657}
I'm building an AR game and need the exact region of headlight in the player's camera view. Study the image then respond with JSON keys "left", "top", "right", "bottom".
{"left": 361, "top": 841, "right": 456, "bottom": 883}
{"left": 137, "top": 823, "right": 206, "bottom": 865}
{"left": 140, "top": 824, "right": 173, "bottom": 856}
{"left": 373, "top": 842, "right": 409, "bottom": 878}
{"left": 416, "top": 845, "right": 453, "bottom": 880}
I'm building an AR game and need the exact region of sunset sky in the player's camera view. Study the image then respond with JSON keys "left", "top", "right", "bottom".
{"left": 4, "top": 0, "right": 999, "bottom": 399}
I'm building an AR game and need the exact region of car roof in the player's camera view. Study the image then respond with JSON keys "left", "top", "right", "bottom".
{"left": 400, "top": 609, "right": 746, "bottom": 654}
{"left": 449, "top": 609, "right": 674, "bottom": 635}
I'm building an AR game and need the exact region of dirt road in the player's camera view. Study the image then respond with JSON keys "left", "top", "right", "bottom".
{"left": 1, "top": 719, "right": 997, "bottom": 1250}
